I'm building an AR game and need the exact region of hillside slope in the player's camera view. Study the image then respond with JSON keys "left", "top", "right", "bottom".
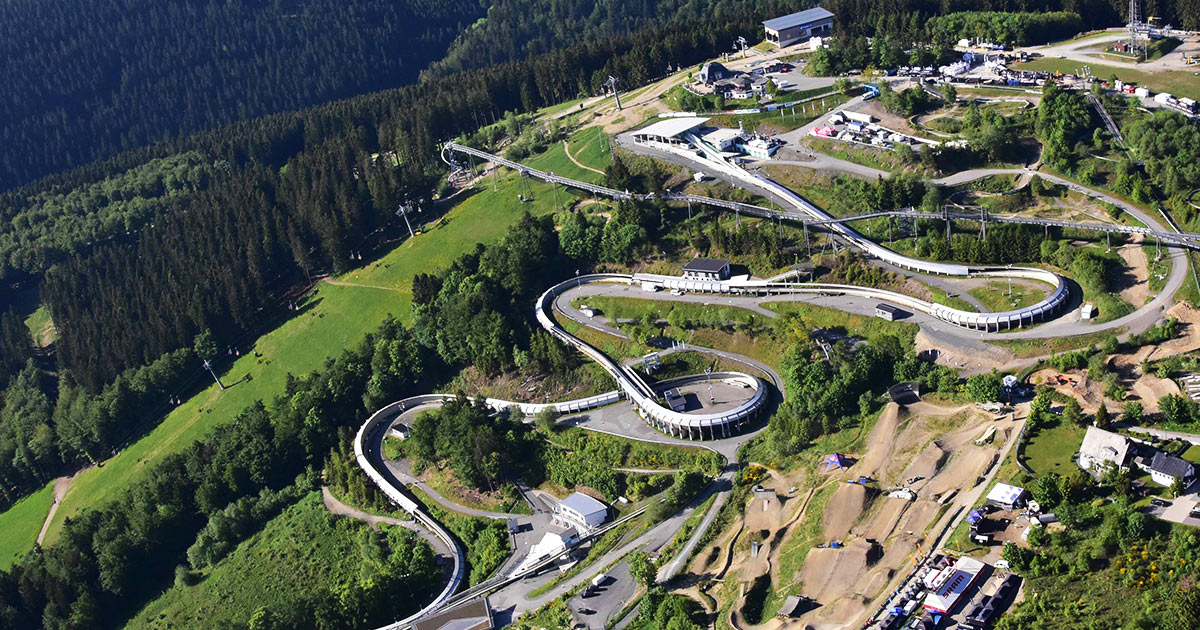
{"left": 0, "top": 0, "right": 481, "bottom": 191}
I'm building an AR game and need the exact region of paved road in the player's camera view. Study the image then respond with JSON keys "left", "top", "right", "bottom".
{"left": 1022, "top": 28, "right": 1200, "bottom": 73}
{"left": 569, "top": 558, "right": 636, "bottom": 629}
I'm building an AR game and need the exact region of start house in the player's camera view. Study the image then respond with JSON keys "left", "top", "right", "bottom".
{"left": 762, "top": 7, "right": 834, "bottom": 48}
{"left": 554, "top": 492, "right": 609, "bottom": 532}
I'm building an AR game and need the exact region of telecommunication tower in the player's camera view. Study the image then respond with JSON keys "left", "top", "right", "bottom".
{"left": 1127, "top": 0, "right": 1146, "bottom": 61}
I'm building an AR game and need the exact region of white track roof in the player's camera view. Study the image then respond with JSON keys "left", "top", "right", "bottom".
{"left": 634, "top": 117, "right": 709, "bottom": 139}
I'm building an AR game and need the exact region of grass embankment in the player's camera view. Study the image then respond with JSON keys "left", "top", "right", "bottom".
{"left": 0, "top": 482, "right": 55, "bottom": 570}
{"left": 1012, "top": 59, "right": 1200, "bottom": 101}
{"left": 990, "top": 329, "right": 1125, "bottom": 358}
{"left": 9, "top": 173, "right": 565, "bottom": 552}
{"left": 407, "top": 485, "right": 510, "bottom": 586}
{"left": 420, "top": 466, "right": 531, "bottom": 515}
{"left": 804, "top": 137, "right": 907, "bottom": 174}
{"left": 763, "top": 301, "right": 920, "bottom": 348}
{"left": 519, "top": 128, "right": 611, "bottom": 185}
{"left": 710, "top": 94, "right": 850, "bottom": 133}
{"left": 125, "top": 492, "right": 374, "bottom": 629}
{"left": 656, "top": 494, "right": 716, "bottom": 565}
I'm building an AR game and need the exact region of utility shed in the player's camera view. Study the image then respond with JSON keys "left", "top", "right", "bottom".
{"left": 763, "top": 7, "right": 835, "bottom": 48}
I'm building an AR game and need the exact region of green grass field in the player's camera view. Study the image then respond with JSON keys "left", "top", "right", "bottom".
{"left": 969, "top": 281, "right": 1050, "bottom": 312}
{"left": 348, "top": 174, "right": 575, "bottom": 290}
{"left": 0, "top": 481, "right": 54, "bottom": 570}
{"left": 1012, "top": 58, "right": 1200, "bottom": 101}
{"left": 125, "top": 492, "right": 371, "bottom": 629}
{"left": 0, "top": 173, "right": 569, "bottom": 554}
{"left": 566, "top": 126, "right": 614, "bottom": 174}
{"left": 1021, "top": 420, "right": 1085, "bottom": 477}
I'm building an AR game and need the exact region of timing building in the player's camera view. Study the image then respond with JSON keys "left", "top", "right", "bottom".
{"left": 682, "top": 258, "right": 731, "bottom": 281}
{"left": 762, "top": 7, "right": 835, "bottom": 48}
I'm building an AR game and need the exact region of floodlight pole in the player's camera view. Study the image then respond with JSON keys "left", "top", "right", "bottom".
{"left": 203, "top": 359, "right": 225, "bottom": 391}
{"left": 396, "top": 204, "right": 415, "bottom": 238}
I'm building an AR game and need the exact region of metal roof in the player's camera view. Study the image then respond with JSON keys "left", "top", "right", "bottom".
{"left": 683, "top": 257, "right": 730, "bottom": 273}
{"left": 985, "top": 482, "right": 1026, "bottom": 506}
{"left": 763, "top": 7, "right": 834, "bottom": 31}
{"left": 560, "top": 492, "right": 607, "bottom": 517}
{"left": 633, "top": 117, "right": 709, "bottom": 139}
{"left": 1149, "top": 451, "right": 1195, "bottom": 480}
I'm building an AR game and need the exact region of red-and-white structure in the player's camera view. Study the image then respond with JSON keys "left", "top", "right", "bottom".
{"left": 923, "top": 556, "right": 986, "bottom": 614}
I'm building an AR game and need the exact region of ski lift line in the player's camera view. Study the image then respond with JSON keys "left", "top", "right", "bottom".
{"left": 809, "top": 208, "right": 1200, "bottom": 245}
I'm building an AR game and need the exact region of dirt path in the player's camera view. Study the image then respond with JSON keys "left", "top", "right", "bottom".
{"left": 36, "top": 474, "right": 79, "bottom": 545}
{"left": 320, "top": 487, "right": 452, "bottom": 555}
{"left": 562, "top": 140, "right": 605, "bottom": 176}
{"left": 322, "top": 277, "right": 409, "bottom": 292}
{"left": 1115, "top": 240, "right": 1150, "bottom": 308}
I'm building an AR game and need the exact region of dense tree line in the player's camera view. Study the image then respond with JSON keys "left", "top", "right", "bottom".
{"left": 0, "top": 0, "right": 481, "bottom": 191}
{"left": 0, "top": 152, "right": 216, "bottom": 282}
{"left": 412, "top": 213, "right": 562, "bottom": 376}
{"left": 424, "top": 0, "right": 800, "bottom": 78}
{"left": 0, "top": 316, "right": 427, "bottom": 630}
{"left": 927, "top": 11, "right": 1084, "bottom": 46}
{"left": 768, "top": 328, "right": 897, "bottom": 454}
{"left": 0, "top": 309, "right": 33, "bottom": 387}
{"left": 1035, "top": 83, "right": 1096, "bottom": 173}
{"left": 0, "top": 346, "right": 195, "bottom": 506}
{"left": 1124, "top": 111, "right": 1200, "bottom": 199}
{"left": 407, "top": 396, "right": 542, "bottom": 491}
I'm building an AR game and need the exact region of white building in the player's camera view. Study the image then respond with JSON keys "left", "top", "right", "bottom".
{"left": 702, "top": 128, "right": 744, "bottom": 152}
{"left": 1077, "top": 426, "right": 1134, "bottom": 476}
{"left": 985, "top": 483, "right": 1027, "bottom": 510}
{"left": 762, "top": 7, "right": 835, "bottom": 48}
{"left": 554, "top": 492, "right": 609, "bottom": 532}
{"left": 741, "top": 137, "right": 778, "bottom": 159}
{"left": 1141, "top": 451, "right": 1197, "bottom": 487}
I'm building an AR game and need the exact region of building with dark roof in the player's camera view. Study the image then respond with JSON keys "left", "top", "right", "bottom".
{"left": 762, "top": 7, "right": 834, "bottom": 48}
{"left": 699, "top": 61, "right": 733, "bottom": 85}
{"left": 712, "top": 74, "right": 769, "bottom": 99}
{"left": 1143, "top": 451, "right": 1196, "bottom": 487}
{"left": 682, "top": 258, "right": 730, "bottom": 281}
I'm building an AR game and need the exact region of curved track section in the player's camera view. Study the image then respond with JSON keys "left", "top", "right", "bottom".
{"left": 445, "top": 140, "right": 1069, "bottom": 332}
{"left": 355, "top": 388, "right": 637, "bottom": 629}
{"left": 538, "top": 274, "right": 768, "bottom": 438}
{"left": 681, "top": 132, "right": 1071, "bottom": 331}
